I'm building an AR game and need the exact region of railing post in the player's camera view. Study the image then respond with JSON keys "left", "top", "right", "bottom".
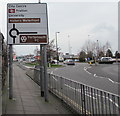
{"left": 94, "top": 89, "right": 97, "bottom": 114}
{"left": 82, "top": 85, "right": 86, "bottom": 115}
{"left": 112, "top": 95, "right": 116, "bottom": 114}
{"left": 100, "top": 91, "right": 104, "bottom": 114}
{"left": 108, "top": 93, "right": 111, "bottom": 115}
{"left": 91, "top": 88, "right": 94, "bottom": 115}
{"left": 118, "top": 97, "right": 120, "bottom": 115}
{"left": 60, "top": 77, "right": 63, "bottom": 99}
{"left": 81, "top": 84, "right": 84, "bottom": 114}
{"left": 104, "top": 92, "right": 107, "bottom": 114}
{"left": 96, "top": 90, "right": 100, "bottom": 115}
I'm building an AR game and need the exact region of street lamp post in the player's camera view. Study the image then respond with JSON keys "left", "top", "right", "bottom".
{"left": 68, "top": 35, "right": 72, "bottom": 55}
{"left": 55, "top": 32, "right": 60, "bottom": 64}
{"left": 95, "top": 40, "right": 99, "bottom": 65}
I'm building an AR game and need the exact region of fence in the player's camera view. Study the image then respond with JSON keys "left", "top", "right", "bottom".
{"left": 0, "top": 33, "right": 8, "bottom": 87}
{"left": 0, "top": 33, "right": 8, "bottom": 114}
{"left": 32, "top": 68, "right": 120, "bottom": 115}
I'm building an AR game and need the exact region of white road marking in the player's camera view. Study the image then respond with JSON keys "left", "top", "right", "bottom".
{"left": 23, "top": 65, "right": 32, "bottom": 69}
{"left": 84, "top": 66, "right": 120, "bottom": 85}
{"left": 51, "top": 71, "right": 53, "bottom": 74}
{"left": 84, "top": 67, "right": 92, "bottom": 74}
{"left": 54, "top": 68, "right": 58, "bottom": 71}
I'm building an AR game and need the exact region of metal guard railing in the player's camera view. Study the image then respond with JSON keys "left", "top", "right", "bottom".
{"left": 33, "top": 68, "right": 120, "bottom": 115}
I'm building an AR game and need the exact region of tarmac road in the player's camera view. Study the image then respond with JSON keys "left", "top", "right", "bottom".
{"left": 87, "top": 63, "right": 119, "bottom": 83}
{"left": 50, "top": 63, "right": 119, "bottom": 95}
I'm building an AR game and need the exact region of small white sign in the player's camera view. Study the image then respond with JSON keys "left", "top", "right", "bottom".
{"left": 7, "top": 3, "right": 48, "bottom": 45}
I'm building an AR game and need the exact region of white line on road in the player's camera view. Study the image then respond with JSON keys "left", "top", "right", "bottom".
{"left": 84, "top": 67, "right": 92, "bottom": 74}
{"left": 84, "top": 67, "right": 120, "bottom": 85}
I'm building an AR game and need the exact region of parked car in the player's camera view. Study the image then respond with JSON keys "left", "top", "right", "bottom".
{"left": 63, "top": 59, "right": 75, "bottom": 65}
{"left": 98, "top": 57, "right": 114, "bottom": 64}
{"left": 74, "top": 59, "right": 79, "bottom": 62}
{"left": 51, "top": 60, "right": 59, "bottom": 64}
{"left": 30, "top": 58, "right": 35, "bottom": 62}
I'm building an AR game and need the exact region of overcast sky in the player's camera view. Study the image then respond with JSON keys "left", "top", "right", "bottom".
{"left": 0, "top": 0, "right": 119, "bottom": 56}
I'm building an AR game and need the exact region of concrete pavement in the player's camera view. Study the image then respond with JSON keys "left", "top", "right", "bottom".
{"left": 4, "top": 64, "right": 74, "bottom": 114}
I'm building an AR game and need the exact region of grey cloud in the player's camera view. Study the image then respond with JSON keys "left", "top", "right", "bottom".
{"left": 91, "top": 23, "right": 115, "bottom": 33}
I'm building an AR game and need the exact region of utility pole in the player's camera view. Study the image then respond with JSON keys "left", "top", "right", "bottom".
{"left": 97, "top": 40, "right": 99, "bottom": 60}
{"left": 55, "top": 32, "right": 60, "bottom": 64}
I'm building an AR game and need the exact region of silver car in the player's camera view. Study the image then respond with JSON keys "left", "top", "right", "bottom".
{"left": 63, "top": 59, "right": 75, "bottom": 65}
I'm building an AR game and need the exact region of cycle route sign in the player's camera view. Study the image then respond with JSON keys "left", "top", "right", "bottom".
{"left": 7, "top": 3, "right": 48, "bottom": 45}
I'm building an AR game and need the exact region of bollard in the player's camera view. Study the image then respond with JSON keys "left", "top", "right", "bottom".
{"left": 90, "top": 62, "right": 92, "bottom": 66}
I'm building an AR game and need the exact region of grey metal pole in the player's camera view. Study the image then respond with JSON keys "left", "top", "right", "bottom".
{"left": 68, "top": 35, "right": 70, "bottom": 55}
{"left": 38, "top": 0, "right": 44, "bottom": 97}
{"left": 40, "top": 45, "right": 44, "bottom": 97}
{"left": 55, "top": 32, "right": 60, "bottom": 64}
{"left": 55, "top": 32, "right": 58, "bottom": 64}
{"left": 0, "top": 33, "right": 2, "bottom": 90}
{"left": 43, "top": 45, "right": 48, "bottom": 102}
{"left": 9, "top": 44, "right": 13, "bottom": 99}
{"left": 0, "top": 33, "right": 2, "bottom": 116}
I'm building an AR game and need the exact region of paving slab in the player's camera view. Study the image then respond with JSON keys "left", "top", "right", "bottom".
{"left": 4, "top": 64, "right": 74, "bottom": 114}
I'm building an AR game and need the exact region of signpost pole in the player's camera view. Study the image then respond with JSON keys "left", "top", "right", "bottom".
{"left": 40, "top": 45, "right": 44, "bottom": 97}
{"left": 38, "top": 0, "right": 48, "bottom": 101}
{"left": 9, "top": 44, "right": 13, "bottom": 99}
{"left": 43, "top": 45, "right": 48, "bottom": 102}
{"left": 38, "top": 0, "right": 44, "bottom": 97}
{"left": 0, "top": 33, "right": 2, "bottom": 115}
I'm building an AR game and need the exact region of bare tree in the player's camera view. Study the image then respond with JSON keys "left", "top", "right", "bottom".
{"left": 46, "top": 39, "right": 57, "bottom": 62}
{"left": 99, "top": 51, "right": 105, "bottom": 57}
{"left": 79, "top": 50, "right": 86, "bottom": 62}
{"left": 115, "top": 51, "right": 120, "bottom": 58}
{"left": 106, "top": 49, "right": 113, "bottom": 57}
{"left": 81, "top": 39, "right": 96, "bottom": 60}
{"left": 105, "top": 41, "right": 112, "bottom": 50}
{"left": 80, "top": 39, "right": 112, "bottom": 60}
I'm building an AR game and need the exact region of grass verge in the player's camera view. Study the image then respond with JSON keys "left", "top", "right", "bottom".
{"left": 25, "top": 62, "right": 63, "bottom": 68}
